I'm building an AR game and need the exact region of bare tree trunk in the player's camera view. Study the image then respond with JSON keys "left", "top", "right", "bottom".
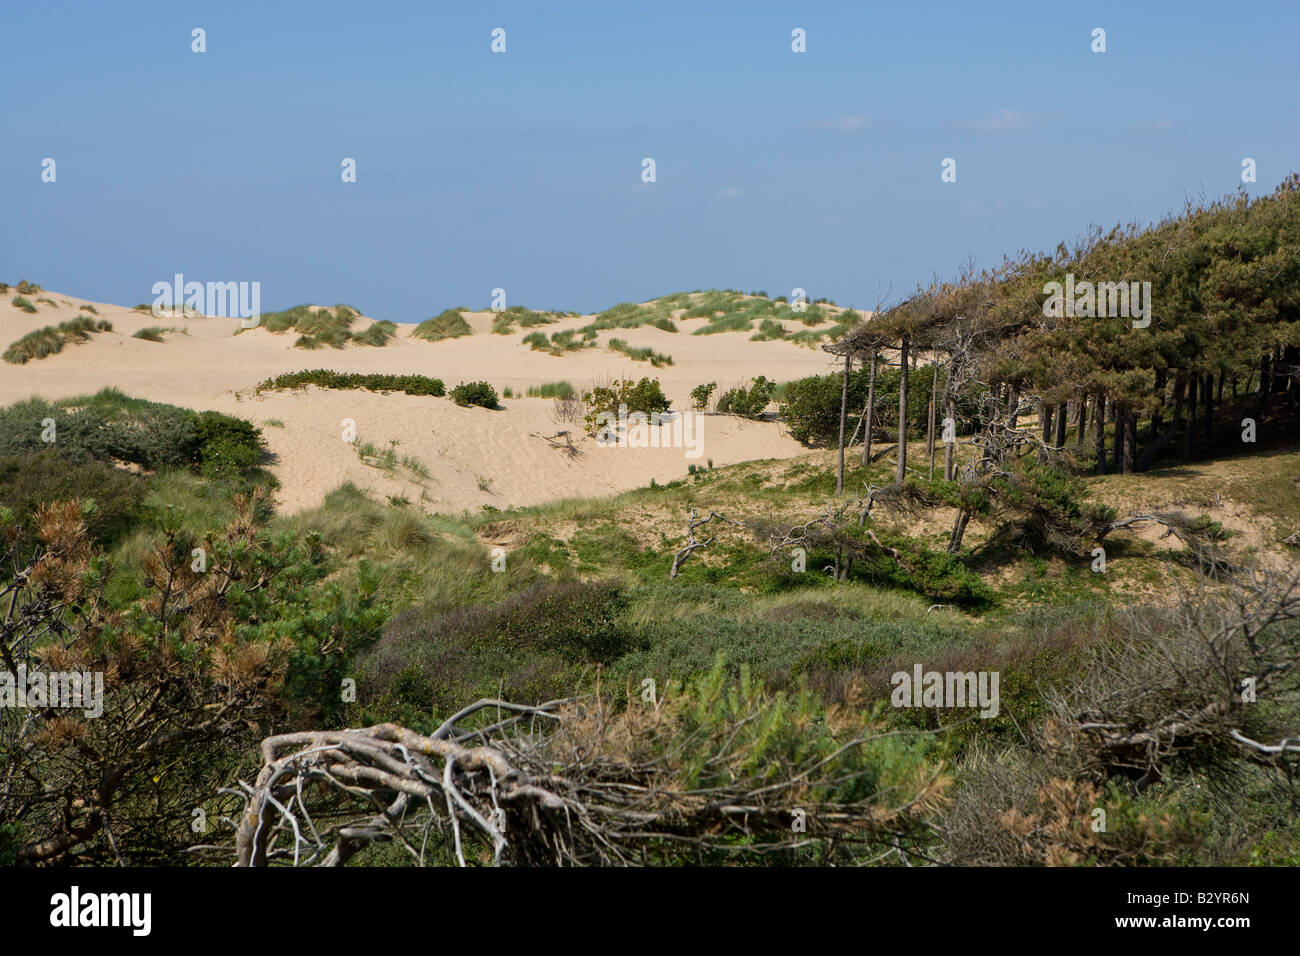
{"left": 927, "top": 363, "right": 938, "bottom": 479}
{"left": 1054, "top": 402, "right": 1067, "bottom": 448}
{"left": 896, "top": 336, "right": 909, "bottom": 483}
{"left": 944, "top": 397, "right": 956, "bottom": 481}
{"left": 836, "top": 353, "right": 850, "bottom": 494}
{"left": 948, "top": 508, "right": 971, "bottom": 553}
{"left": 1094, "top": 393, "right": 1107, "bottom": 475}
{"left": 1203, "top": 372, "right": 1214, "bottom": 445}
{"left": 1121, "top": 410, "right": 1136, "bottom": 474}
{"left": 861, "top": 352, "right": 877, "bottom": 466}
{"left": 1259, "top": 353, "right": 1271, "bottom": 420}
{"left": 1041, "top": 402, "right": 1053, "bottom": 443}
{"left": 1184, "top": 374, "right": 1198, "bottom": 461}
{"left": 1112, "top": 404, "right": 1125, "bottom": 473}
{"left": 1076, "top": 394, "right": 1087, "bottom": 449}
{"left": 1151, "top": 369, "right": 1165, "bottom": 439}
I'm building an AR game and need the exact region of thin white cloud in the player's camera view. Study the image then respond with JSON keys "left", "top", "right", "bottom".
{"left": 716, "top": 186, "right": 742, "bottom": 199}
{"left": 959, "top": 108, "right": 1040, "bottom": 132}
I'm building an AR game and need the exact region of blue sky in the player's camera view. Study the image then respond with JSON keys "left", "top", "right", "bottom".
{"left": 4, "top": 1, "right": 1298, "bottom": 321}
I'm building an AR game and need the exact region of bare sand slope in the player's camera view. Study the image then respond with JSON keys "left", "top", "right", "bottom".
{"left": 0, "top": 293, "right": 856, "bottom": 513}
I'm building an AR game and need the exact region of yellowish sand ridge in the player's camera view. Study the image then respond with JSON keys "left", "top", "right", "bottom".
{"left": 0, "top": 292, "right": 860, "bottom": 513}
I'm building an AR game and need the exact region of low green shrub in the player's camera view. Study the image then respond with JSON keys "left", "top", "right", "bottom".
{"left": 582, "top": 377, "right": 671, "bottom": 433}
{"left": 716, "top": 376, "right": 774, "bottom": 418}
{"left": 256, "top": 370, "right": 446, "bottom": 397}
{"left": 450, "top": 381, "right": 499, "bottom": 409}
{"left": 690, "top": 382, "right": 717, "bottom": 410}
{"left": 0, "top": 390, "right": 264, "bottom": 483}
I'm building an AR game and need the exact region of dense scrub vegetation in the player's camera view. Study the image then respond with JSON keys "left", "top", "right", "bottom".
{"left": 833, "top": 175, "right": 1300, "bottom": 479}
{"left": 5, "top": 184, "right": 1300, "bottom": 867}
{"left": 449, "top": 381, "right": 499, "bottom": 408}
{"left": 256, "top": 369, "right": 446, "bottom": 396}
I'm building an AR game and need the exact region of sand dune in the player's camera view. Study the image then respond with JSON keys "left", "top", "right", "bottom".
{"left": 0, "top": 293, "right": 855, "bottom": 513}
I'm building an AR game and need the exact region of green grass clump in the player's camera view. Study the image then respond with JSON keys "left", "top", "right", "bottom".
{"left": 412, "top": 308, "right": 472, "bottom": 342}
{"left": 693, "top": 313, "right": 753, "bottom": 335}
{"left": 252, "top": 304, "right": 389, "bottom": 349}
{"left": 750, "top": 318, "right": 789, "bottom": 341}
{"left": 790, "top": 314, "right": 856, "bottom": 348}
{"left": 608, "top": 337, "right": 673, "bottom": 367}
{"left": 79, "top": 304, "right": 99, "bottom": 314}
{"left": 526, "top": 381, "right": 577, "bottom": 399}
{"left": 3, "top": 316, "right": 112, "bottom": 364}
{"left": 11, "top": 296, "right": 37, "bottom": 313}
{"left": 350, "top": 320, "right": 398, "bottom": 347}
{"left": 577, "top": 301, "right": 679, "bottom": 336}
{"left": 491, "top": 306, "right": 560, "bottom": 335}
{"left": 15, "top": 280, "right": 42, "bottom": 295}
{"left": 256, "top": 370, "right": 446, "bottom": 397}
{"left": 524, "top": 329, "right": 592, "bottom": 356}
{"left": 132, "top": 326, "right": 172, "bottom": 342}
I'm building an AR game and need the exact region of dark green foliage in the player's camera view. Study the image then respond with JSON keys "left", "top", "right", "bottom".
{"left": 256, "top": 369, "right": 446, "bottom": 397}
{"left": 780, "top": 364, "right": 940, "bottom": 445}
{"left": 716, "top": 376, "right": 774, "bottom": 418}
{"left": 450, "top": 381, "right": 499, "bottom": 408}
{"left": 0, "top": 390, "right": 264, "bottom": 483}
{"left": 193, "top": 410, "right": 266, "bottom": 479}
{"left": 0, "top": 450, "right": 147, "bottom": 554}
